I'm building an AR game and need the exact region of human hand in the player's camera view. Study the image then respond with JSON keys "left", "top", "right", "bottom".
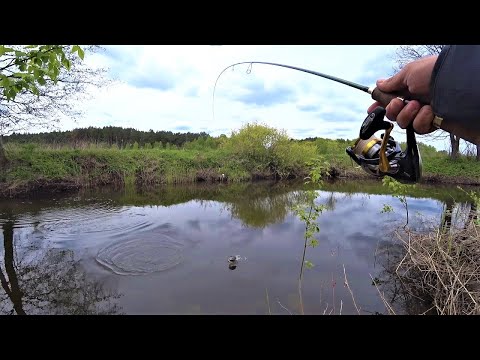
{"left": 367, "top": 55, "right": 438, "bottom": 134}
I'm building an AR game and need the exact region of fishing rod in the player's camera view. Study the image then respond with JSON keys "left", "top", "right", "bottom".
{"left": 212, "top": 61, "right": 405, "bottom": 115}
{"left": 213, "top": 61, "right": 425, "bottom": 183}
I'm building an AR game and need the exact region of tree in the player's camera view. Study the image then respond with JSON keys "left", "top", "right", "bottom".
{"left": 392, "top": 45, "right": 470, "bottom": 159}
{"left": 0, "top": 219, "right": 122, "bottom": 315}
{"left": 0, "top": 45, "right": 108, "bottom": 166}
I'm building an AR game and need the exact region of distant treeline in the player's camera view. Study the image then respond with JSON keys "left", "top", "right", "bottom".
{"left": 4, "top": 126, "right": 210, "bottom": 148}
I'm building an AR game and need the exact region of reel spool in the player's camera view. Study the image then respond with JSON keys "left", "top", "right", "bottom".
{"left": 346, "top": 107, "right": 422, "bottom": 184}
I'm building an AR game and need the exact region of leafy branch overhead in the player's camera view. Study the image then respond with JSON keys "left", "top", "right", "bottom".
{"left": 0, "top": 45, "right": 109, "bottom": 138}
{"left": 0, "top": 45, "right": 84, "bottom": 101}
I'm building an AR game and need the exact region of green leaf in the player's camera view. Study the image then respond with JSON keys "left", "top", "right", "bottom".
{"left": 71, "top": 45, "right": 80, "bottom": 54}
{"left": 31, "top": 85, "right": 40, "bottom": 96}
{"left": 15, "top": 50, "right": 27, "bottom": 57}
{"left": 78, "top": 47, "right": 85, "bottom": 60}
{"left": 0, "top": 46, "right": 14, "bottom": 54}
{"left": 62, "top": 58, "right": 71, "bottom": 70}
{"left": 1, "top": 76, "right": 11, "bottom": 87}
{"left": 49, "top": 52, "right": 57, "bottom": 63}
{"left": 309, "top": 239, "right": 319, "bottom": 247}
{"left": 8, "top": 88, "right": 17, "bottom": 100}
{"left": 38, "top": 77, "right": 46, "bottom": 85}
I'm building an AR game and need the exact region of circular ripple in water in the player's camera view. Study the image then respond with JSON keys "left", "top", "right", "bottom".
{"left": 96, "top": 234, "right": 184, "bottom": 276}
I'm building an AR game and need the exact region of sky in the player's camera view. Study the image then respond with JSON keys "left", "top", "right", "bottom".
{"left": 61, "top": 45, "right": 450, "bottom": 150}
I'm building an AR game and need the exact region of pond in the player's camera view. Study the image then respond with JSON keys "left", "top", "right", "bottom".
{"left": 0, "top": 179, "right": 476, "bottom": 315}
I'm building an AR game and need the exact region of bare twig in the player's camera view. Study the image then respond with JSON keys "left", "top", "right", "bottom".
{"left": 332, "top": 272, "right": 336, "bottom": 315}
{"left": 323, "top": 302, "right": 329, "bottom": 315}
{"left": 370, "top": 274, "right": 397, "bottom": 315}
{"left": 343, "top": 264, "right": 361, "bottom": 315}
{"left": 265, "top": 288, "right": 271, "bottom": 315}
{"left": 277, "top": 299, "right": 293, "bottom": 315}
{"left": 383, "top": 218, "right": 480, "bottom": 315}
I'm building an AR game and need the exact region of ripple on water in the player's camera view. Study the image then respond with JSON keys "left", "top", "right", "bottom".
{"left": 35, "top": 204, "right": 158, "bottom": 242}
{"left": 96, "top": 234, "right": 185, "bottom": 276}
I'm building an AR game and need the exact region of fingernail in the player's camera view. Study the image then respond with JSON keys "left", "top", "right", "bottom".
{"left": 377, "top": 79, "right": 386, "bottom": 84}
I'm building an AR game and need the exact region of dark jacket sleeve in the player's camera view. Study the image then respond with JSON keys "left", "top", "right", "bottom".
{"left": 430, "top": 45, "right": 480, "bottom": 131}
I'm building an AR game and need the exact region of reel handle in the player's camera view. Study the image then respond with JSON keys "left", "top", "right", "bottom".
{"left": 371, "top": 87, "right": 480, "bottom": 145}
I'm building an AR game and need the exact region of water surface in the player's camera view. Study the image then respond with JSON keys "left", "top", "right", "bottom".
{"left": 0, "top": 180, "right": 474, "bottom": 315}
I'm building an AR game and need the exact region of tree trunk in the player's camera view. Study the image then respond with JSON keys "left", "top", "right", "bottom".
{"left": 450, "top": 134, "right": 460, "bottom": 159}
{"left": 1, "top": 221, "right": 26, "bottom": 315}
{"left": 0, "top": 135, "right": 8, "bottom": 169}
{"left": 476, "top": 145, "right": 480, "bottom": 161}
{"left": 441, "top": 199, "right": 454, "bottom": 232}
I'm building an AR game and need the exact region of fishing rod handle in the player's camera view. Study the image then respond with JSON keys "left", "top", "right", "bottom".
{"left": 371, "top": 87, "right": 480, "bottom": 145}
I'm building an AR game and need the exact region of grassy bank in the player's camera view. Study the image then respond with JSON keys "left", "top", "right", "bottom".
{"left": 1, "top": 124, "right": 480, "bottom": 198}
{"left": 0, "top": 124, "right": 320, "bottom": 197}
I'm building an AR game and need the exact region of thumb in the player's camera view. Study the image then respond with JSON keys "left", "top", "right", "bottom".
{"left": 376, "top": 71, "right": 406, "bottom": 93}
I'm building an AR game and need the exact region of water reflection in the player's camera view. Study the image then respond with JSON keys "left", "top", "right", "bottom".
{"left": 371, "top": 238, "right": 432, "bottom": 315}
{"left": 0, "top": 180, "right": 477, "bottom": 315}
{"left": 0, "top": 218, "right": 123, "bottom": 315}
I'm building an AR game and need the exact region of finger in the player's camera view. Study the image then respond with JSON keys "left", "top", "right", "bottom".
{"left": 385, "top": 98, "right": 406, "bottom": 122}
{"left": 376, "top": 70, "right": 407, "bottom": 93}
{"left": 367, "top": 101, "right": 382, "bottom": 113}
{"left": 395, "top": 100, "right": 422, "bottom": 129}
{"left": 412, "top": 105, "right": 436, "bottom": 134}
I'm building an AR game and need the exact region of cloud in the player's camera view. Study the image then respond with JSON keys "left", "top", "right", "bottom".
{"left": 316, "top": 112, "right": 359, "bottom": 123}
{"left": 231, "top": 81, "right": 297, "bottom": 107}
{"left": 296, "top": 104, "right": 321, "bottom": 112}
{"left": 173, "top": 125, "right": 191, "bottom": 131}
{"left": 102, "top": 46, "right": 177, "bottom": 91}
{"left": 322, "top": 129, "right": 353, "bottom": 139}
{"left": 185, "top": 87, "right": 200, "bottom": 97}
{"left": 353, "top": 51, "right": 397, "bottom": 86}
{"left": 72, "top": 45, "right": 448, "bottom": 151}
{"left": 129, "top": 75, "right": 175, "bottom": 91}
{"left": 291, "top": 128, "right": 315, "bottom": 136}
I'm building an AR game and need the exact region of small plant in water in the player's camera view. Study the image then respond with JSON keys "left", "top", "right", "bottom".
{"left": 381, "top": 176, "right": 415, "bottom": 228}
{"left": 381, "top": 204, "right": 394, "bottom": 214}
{"left": 292, "top": 156, "right": 330, "bottom": 279}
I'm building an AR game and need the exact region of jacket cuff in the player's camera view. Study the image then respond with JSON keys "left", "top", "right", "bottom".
{"left": 429, "top": 45, "right": 450, "bottom": 107}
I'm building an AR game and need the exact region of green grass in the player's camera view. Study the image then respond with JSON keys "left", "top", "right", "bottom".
{"left": 422, "top": 155, "right": 480, "bottom": 178}
{"left": 2, "top": 131, "right": 480, "bottom": 196}
{"left": 1, "top": 138, "right": 314, "bottom": 189}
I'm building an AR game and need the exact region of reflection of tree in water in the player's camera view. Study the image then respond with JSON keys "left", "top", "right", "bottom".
{"left": 373, "top": 198, "right": 477, "bottom": 315}
{"left": 373, "top": 239, "right": 434, "bottom": 315}
{"left": 224, "top": 190, "right": 310, "bottom": 228}
{"left": 0, "top": 220, "right": 123, "bottom": 315}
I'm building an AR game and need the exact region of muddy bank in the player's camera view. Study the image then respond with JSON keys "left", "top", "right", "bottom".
{"left": 1, "top": 166, "right": 479, "bottom": 199}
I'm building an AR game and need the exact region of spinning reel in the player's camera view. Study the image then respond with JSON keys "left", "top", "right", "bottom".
{"left": 346, "top": 106, "right": 422, "bottom": 184}
{"left": 214, "top": 61, "right": 424, "bottom": 184}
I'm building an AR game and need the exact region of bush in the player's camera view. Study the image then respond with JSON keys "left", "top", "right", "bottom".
{"left": 222, "top": 122, "right": 316, "bottom": 177}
